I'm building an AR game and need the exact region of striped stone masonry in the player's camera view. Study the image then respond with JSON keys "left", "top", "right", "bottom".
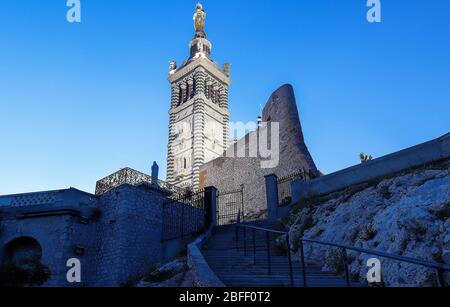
{"left": 166, "top": 31, "right": 231, "bottom": 190}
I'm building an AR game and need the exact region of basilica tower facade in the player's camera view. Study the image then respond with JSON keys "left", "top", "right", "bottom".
{"left": 166, "top": 4, "right": 231, "bottom": 189}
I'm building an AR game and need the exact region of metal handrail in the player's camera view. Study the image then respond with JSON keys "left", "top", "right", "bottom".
{"left": 236, "top": 222, "right": 294, "bottom": 286}
{"left": 300, "top": 238, "right": 450, "bottom": 272}
{"left": 236, "top": 223, "right": 450, "bottom": 287}
{"left": 237, "top": 224, "right": 286, "bottom": 235}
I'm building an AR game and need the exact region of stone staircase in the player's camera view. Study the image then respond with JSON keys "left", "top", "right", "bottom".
{"left": 202, "top": 223, "right": 362, "bottom": 287}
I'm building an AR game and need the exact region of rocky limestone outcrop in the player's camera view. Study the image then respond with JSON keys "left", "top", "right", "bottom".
{"left": 283, "top": 159, "right": 450, "bottom": 287}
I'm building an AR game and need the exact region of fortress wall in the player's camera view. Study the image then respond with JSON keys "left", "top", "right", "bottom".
{"left": 0, "top": 185, "right": 177, "bottom": 287}
{"left": 0, "top": 214, "right": 82, "bottom": 287}
{"left": 200, "top": 84, "right": 318, "bottom": 218}
{"left": 292, "top": 132, "right": 450, "bottom": 203}
{"left": 90, "top": 184, "right": 166, "bottom": 287}
{"left": 0, "top": 189, "right": 98, "bottom": 287}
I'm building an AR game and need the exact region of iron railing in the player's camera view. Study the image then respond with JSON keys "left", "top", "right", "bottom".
{"left": 162, "top": 189, "right": 206, "bottom": 242}
{"left": 217, "top": 186, "right": 244, "bottom": 226}
{"left": 235, "top": 222, "right": 450, "bottom": 288}
{"left": 277, "top": 169, "right": 312, "bottom": 206}
{"left": 95, "top": 167, "right": 184, "bottom": 197}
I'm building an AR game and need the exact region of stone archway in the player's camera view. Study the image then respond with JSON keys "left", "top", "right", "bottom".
{"left": 0, "top": 236, "right": 51, "bottom": 287}
{"left": 4, "top": 237, "right": 42, "bottom": 266}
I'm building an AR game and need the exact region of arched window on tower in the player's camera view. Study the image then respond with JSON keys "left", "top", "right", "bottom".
{"left": 180, "top": 84, "right": 187, "bottom": 105}
{"left": 184, "top": 158, "right": 187, "bottom": 169}
{"left": 189, "top": 80, "right": 194, "bottom": 99}
{"left": 210, "top": 88, "right": 215, "bottom": 103}
{"left": 186, "top": 80, "right": 191, "bottom": 101}
{"left": 214, "top": 90, "right": 220, "bottom": 104}
{"left": 207, "top": 83, "right": 212, "bottom": 99}
{"left": 178, "top": 85, "right": 183, "bottom": 106}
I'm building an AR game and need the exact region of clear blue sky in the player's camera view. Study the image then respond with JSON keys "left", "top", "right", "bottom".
{"left": 0, "top": 0, "right": 449, "bottom": 195}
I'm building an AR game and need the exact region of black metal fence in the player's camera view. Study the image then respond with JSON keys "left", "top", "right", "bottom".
{"left": 277, "top": 169, "right": 313, "bottom": 206}
{"left": 162, "top": 189, "right": 206, "bottom": 242}
{"left": 95, "top": 167, "right": 184, "bottom": 197}
{"left": 217, "top": 187, "right": 244, "bottom": 226}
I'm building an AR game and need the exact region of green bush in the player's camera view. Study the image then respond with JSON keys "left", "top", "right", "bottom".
{"left": 273, "top": 237, "right": 287, "bottom": 256}
{"left": 379, "top": 185, "right": 392, "bottom": 200}
{"left": 280, "top": 197, "right": 292, "bottom": 206}
{"left": 360, "top": 223, "right": 378, "bottom": 241}
{"left": 436, "top": 202, "right": 450, "bottom": 220}
{"left": 0, "top": 257, "right": 51, "bottom": 287}
{"left": 328, "top": 249, "right": 344, "bottom": 274}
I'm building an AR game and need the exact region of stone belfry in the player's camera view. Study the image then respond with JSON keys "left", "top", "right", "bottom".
{"left": 166, "top": 3, "right": 231, "bottom": 189}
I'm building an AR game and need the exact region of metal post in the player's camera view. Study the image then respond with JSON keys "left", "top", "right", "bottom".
{"left": 265, "top": 174, "right": 279, "bottom": 222}
{"left": 286, "top": 234, "right": 294, "bottom": 287}
{"left": 204, "top": 187, "right": 218, "bottom": 228}
{"left": 299, "top": 240, "right": 307, "bottom": 287}
{"left": 342, "top": 248, "right": 351, "bottom": 288}
{"left": 253, "top": 229, "right": 256, "bottom": 265}
{"left": 266, "top": 232, "right": 272, "bottom": 275}
{"left": 244, "top": 227, "right": 247, "bottom": 256}
{"left": 436, "top": 269, "right": 447, "bottom": 288}
{"left": 181, "top": 205, "right": 184, "bottom": 238}
{"left": 240, "top": 185, "right": 245, "bottom": 223}
{"left": 235, "top": 227, "right": 239, "bottom": 252}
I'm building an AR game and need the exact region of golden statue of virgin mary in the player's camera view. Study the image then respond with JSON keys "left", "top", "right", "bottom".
{"left": 193, "top": 3, "right": 206, "bottom": 32}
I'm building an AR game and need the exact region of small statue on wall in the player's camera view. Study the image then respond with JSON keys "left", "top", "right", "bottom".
{"left": 360, "top": 152, "right": 373, "bottom": 163}
{"left": 169, "top": 61, "right": 177, "bottom": 74}
{"left": 223, "top": 63, "right": 231, "bottom": 76}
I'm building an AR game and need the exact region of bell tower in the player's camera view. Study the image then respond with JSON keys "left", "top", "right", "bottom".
{"left": 166, "top": 3, "right": 231, "bottom": 189}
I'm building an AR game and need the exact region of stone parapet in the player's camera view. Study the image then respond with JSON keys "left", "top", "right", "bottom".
{"left": 292, "top": 133, "right": 450, "bottom": 204}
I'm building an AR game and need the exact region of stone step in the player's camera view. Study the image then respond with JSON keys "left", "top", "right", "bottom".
{"left": 220, "top": 281, "right": 356, "bottom": 288}
{"left": 216, "top": 275, "right": 345, "bottom": 281}
{"left": 202, "top": 224, "right": 364, "bottom": 288}
{"left": 218, "top": 277, "right": 350, "bottom": 284}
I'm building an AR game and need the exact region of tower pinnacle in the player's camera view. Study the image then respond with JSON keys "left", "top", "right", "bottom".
{"left": 193, "top": 3, "right": 207, "bottom": 38}
{"left": 166, "top": 4, "right": 231, "bottom": 189}
{"left": 190, "top": 3, "right": 211, "bottom": 60}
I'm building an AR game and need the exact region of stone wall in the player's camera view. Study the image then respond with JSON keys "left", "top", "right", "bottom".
{"left": 187, "top": 230, "right": 225, "bottom": 287}
{"left": 200, "top": 84, "right": 318, "bottom": 218}
{"left": 292, "top": 132, "right": 450, "bottom": 204}
{"left": 88, "top": 184, "right": 168, "bottom": 286}
{"left": 0, "top": 184, "right": 199, "bottom": 287}
{"left": 0, "top": 188, "right": 97, "bottom": 287}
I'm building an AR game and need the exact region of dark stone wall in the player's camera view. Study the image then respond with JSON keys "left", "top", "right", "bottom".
{"left": 86, "top": 185, "right": 167, "bottom": 287}
{"left": 0, "top": 185, "right": 182, "bottom": 287}
{"left": 0, "top": 189, "right": 97, "bottom": 287}
{"left": 0, "top": 215, "right": 83, "bottom": 287}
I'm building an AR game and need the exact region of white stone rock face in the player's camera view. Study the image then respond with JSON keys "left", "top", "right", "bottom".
{"left": 287, "top": 162, "right": 450, "bottom": 287}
